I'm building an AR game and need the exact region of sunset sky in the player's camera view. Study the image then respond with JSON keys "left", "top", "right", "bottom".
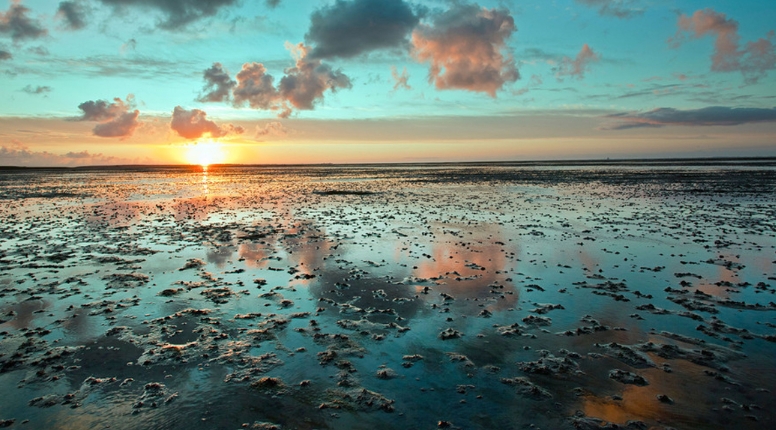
{"left": 1, "top": 0, "right": 775, "bottom": 166}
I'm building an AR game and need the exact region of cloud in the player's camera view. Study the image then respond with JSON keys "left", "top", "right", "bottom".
{"left": 26, "top": 45, "right": 47, "bottom": 55}
{"left": 57, "top": 1, "right": 87, "bottom": 30}
{"left": 120, "top": 38, "right": 136, "bottom": 53}
{"left": 603, "top": 106, "right": 776, "bottom": 130}
{"left": 64, "top": 150, "right": 91, "bottom": 158}
{"left": 0, "top": 142, "right": 143, "bottom": 167}
{"left": 265, "top": 0, "right": 280, "bottom": 8}
{"left": 671, "top": 8, "right": 776, "bottom": 83}
{"left": 411, "top": 2, "right": 518, "bottom": 97}
{"left": 97, "top": 0, "right": 238, "bottom": 30}
{"left": 229, "top": 43, "right": 352, "bottom": 117}
{"left": 232, "top": 62, "right": 279, "bottom": 109}
{"left": 254, "top": 121, "right": 287, "bottom": 139}
{"left": 21, "top": 84, "right": 51, "bottom": 94}
{"left": 575, "top": 0, "right": 644, "bottom": 19}
{"left": 0, "top": 1, "right": 48, "bottom": 43}
{"left": 198, "top": 62, "right": 236, "bottom": 103}
{"left": 391, "top": 65, "right": 411, "bottom": 90}
{"left": 278, "top": 43, "right": 352, "bottom": 111}
{"left": 170, "top": 106, "right": 243, "bottom": 140}
{"left": 305, "top": 0, "right": 420, "bottom": 59}
{"left": 0, "top": 49, "right": 10, "bottom": 60}
{"left": 93, "top": 110, "right": 140, "bottom": 137}
{"left": 76, "top": 95, "right": 140, "bottom": 138}
{"left": 556, "top": 44, "right": 599, "bottom": 80}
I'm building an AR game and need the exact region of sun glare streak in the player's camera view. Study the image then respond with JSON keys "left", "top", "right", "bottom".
{"left": 186, "top": 140, "right": 226, "bottom": 166}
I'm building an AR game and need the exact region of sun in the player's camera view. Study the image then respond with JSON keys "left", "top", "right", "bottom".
{"left": 185, "top": 140, "right": 226, "bottom": 166}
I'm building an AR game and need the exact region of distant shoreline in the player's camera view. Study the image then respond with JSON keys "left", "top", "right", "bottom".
{"left": 2, "top": 156, "right": 776, "bottom": 171}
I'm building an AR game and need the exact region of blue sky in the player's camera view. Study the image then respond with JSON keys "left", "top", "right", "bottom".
{"left": 1, "top": 0, "right": 775, "bottom": 165}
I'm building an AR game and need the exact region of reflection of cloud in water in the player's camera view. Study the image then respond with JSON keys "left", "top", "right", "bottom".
{"left": 237, "top": 243, "right": 271, "bottom": 268}
{"left": 4, "top": 299, "right": 49, "bottom": 330}
{"left": 580, "top": 339, "right": 736, "bottom": 428}
{"left": 206, "top": 246, "right": 235, "bottom": 267}
{"left": 413, "top": 224, "right": 519, "bottom": 311}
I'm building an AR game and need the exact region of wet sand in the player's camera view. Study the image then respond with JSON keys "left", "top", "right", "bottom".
{"left": 1, "top": 161, "right": 775, "bottom": 429}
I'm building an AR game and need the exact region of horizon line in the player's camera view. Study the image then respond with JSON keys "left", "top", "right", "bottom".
{"left": 2, "top": 155, "right": 776, "bottom": 170}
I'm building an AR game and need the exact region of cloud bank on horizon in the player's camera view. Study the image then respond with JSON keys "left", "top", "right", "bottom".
{"left": 0, "top": 0, "right": 775, "bottom": 165}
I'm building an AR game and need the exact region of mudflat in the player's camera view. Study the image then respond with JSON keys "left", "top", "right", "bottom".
{"left": 1, "top": 162, "right": 775, "bottom": 429}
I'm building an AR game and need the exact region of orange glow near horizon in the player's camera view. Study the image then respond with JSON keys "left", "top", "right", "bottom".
{"left": 185, "top": 140, "right": 227, "bottom": 166}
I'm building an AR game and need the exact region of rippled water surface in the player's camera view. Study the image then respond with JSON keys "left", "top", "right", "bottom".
{"left": 1, "top": 163, "right": 775, "bottom": 429}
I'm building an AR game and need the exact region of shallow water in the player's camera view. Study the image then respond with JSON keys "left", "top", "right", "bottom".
{"left": 1, "top": 162, "right": 775, "bottom": 429}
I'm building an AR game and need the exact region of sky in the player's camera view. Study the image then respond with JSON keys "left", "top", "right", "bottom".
{"left": 0, "top": 0, "right": 775, "bottom": 166}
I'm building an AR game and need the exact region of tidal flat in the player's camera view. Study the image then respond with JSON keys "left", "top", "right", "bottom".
{"left": 1, "top": 162, "right": 775, "bottom": 429}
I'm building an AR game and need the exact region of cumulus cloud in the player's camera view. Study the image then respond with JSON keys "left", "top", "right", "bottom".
{"left": 93, "top": 110, "right": 140, "bottom": 137}
{"left": 229, "top": 44, "right": 352, "bottom": 118}
{"left": 97, "top": 0, "right": 238, "bottom": 30}
{"left": 391, "top": 65, "right": 411, "bottom": 91}
{"left": 232, "top": 62, "right": 279, "bottom": 110}
{"left": 671, "top": 8, "right": 776, "bottom": 83}
{"left": 575, "top": 0, "right": 644, "bottom": 19}
{"left": 279, "top": 43, "right": 352, "bottom": 111}
{"left": 603, "top": 106, "right": 776, "bottom": 130}
{"left": 198, "top": 62, "right": 236, "bottom": 103}
{"left": 170, "top": 106, "right": 243, "bottom": 140}
{"left": 556, "top": 44, "right": 599, "bottom": 80}
{"left": 305, "top": 0, "right": 420, "bottom": 59}
{"left": 21, "top": 84, "right": 51, "bottom": 94}
{"left": 57, "top": 1, "right": 87, "bottom": 30}
{"left": 0, "top": 1, "right": 48, "bottom": 43}
{"left": 411, "top": 2, "right": 518, "bottom": 97}
{"left": 76, "top": 95, "right": 140, "bottom": 138}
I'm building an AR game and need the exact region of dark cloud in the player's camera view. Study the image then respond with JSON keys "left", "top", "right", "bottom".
{"left": 603, "top": 106, "right": 776, "bottom": 130}
{"left": 391, "top": 65, "right": 411, "bottom": 90}
{"left": 0, "top": 1, "right": 48, "bottom": 42}
{"left": 556, "top": 44, "right": 599, "bottom": 80}
{"left": 21, "top": 84, "right": 51, "bottom": 94}
{"left": 0, "top": 49, "right": 10, "bottom": 60}
{"left": 198, "top": 62, "right": 236, "bottom": 103}
{"left": 265, "top": 0, "right": 280, "bottom": 8}
{"left": 230, "top": 44, "right": 352, "bottom": 118}
{"left": 57, "top": 1, "right": 87, "bottom": 30}
{"left": 278, "top": 43, "right": 352, "bottom": 111}
{"left": 232, "top": 62, "right": 279, "bottom": 109}
{"left": 170, "top": 106, "right": 243, "bottom": 139}
{"left": 671, "top": 9, "right": 776, "bottom": 84}
{"left": 575, "top": 0, "right": 644, "bottom": 19}
{"left": 305, "top": 0, "right": 420, "bottom": 59}
{"left": 411, "top": 2, "right": 518, "bottom": 96}
{"left": 76, "top": 95, "right": 140, "bottom": 138}
{"left": 98, "top": 0, "right": 238, "bottom": 30}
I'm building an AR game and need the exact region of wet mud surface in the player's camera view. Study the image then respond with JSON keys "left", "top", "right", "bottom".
{"left": 1, "top": 163, "right": 775, "bottom": 429}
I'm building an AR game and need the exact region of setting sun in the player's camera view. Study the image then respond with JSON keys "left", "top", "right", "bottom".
{"left": 185, "top": 140, "right": 226, "bottom": 166}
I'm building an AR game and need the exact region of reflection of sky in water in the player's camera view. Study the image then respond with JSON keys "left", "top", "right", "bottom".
{"left": 0, "top": 165, "right": 775, "bottom": 429}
